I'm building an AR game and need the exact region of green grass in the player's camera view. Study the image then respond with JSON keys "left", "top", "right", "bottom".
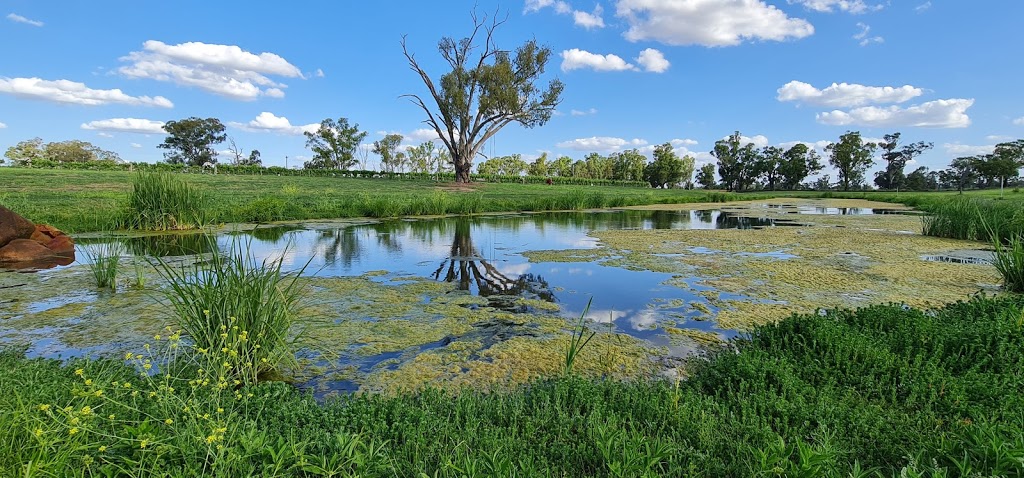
{"left": 119, "top": 172, "right": 210, "bottom": 230}
{"left": 0, "top": 169, "right": 756, "bottom": 233}
{"left": 81, "top": 241, "right": 124, "bottom": 289}
{"left": 1, "top": 295, "right": 1022, "bottom": 476}
{"left": 992, "top": 234, "right": 1024, "bottom": 292}
{"left": 155, "top": 237, "right": 308, "bottom": 385}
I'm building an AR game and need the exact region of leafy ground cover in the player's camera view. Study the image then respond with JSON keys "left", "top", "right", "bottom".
{"left": 2, "top": 295, "right": 1021, "bottom": 477}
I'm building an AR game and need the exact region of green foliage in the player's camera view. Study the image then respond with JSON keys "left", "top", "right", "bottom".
{"left": 713, "top": 131, "right": 760, "bottom": 191}
{"left": 3, "top": 296, "right": 1023, "bottom": 476}
{"left": 921, "top": 196, "right": 1024, "bottom": 242}
{"left": 155, "top": 238, "right": 308, "bottom": 384}
{"left": 403, "top": 12, "right": 563, "bottom": 182}
{"left": 372, "top": 133, "right": 405, "bottom": 173}
{"left": 563, "top": 298, "right": 596, "bottom": 376}
{"left": 476, "top": 154, "right": 529, "bottom": 176}
{"left": 119, "top": 172, "right": 209, "bottom": 231}
{"left": 826, "top": 131, "right": 877, "bottom": 191}
{"left": 779, "top": 143, "right": 823, "bottom": 190}
{"left": 82, "top": 241, "right": 124, "bottom": 289}
{"left": 304, "top": 117, "right": 369, "bottom": 170}
{"left": 992, "top": 234, "right": 1024, "bottom": 292}
{"left": 643, "top": 143, "right": 693, "bottom": 188}
{"left": 159, "top": 117, "right": 227, "bottom": 166}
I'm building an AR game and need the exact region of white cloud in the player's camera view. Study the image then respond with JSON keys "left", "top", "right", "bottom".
{"left": 943, "top": 143, "right": 994, "bottom": 157}
{"left": 315, "top": 68, "right": 325, "bottom": 78}
{"left": 561, "top": 48, "right": 636, "bottom": 72}
{"left": 119, "top": 40, "right": 302, "bottom": 100}
{"left": 81, "top": 118, "right": 166, "bottom": 134}
{"left": 986, "top": 135, "right": 1013, "bottom": 142}
{"left": 556, "top": 136, "right": 648, "bottom": 152}
{"left": 97, "top": 132, "right": 114, "bottom": 138}
{"left": 1014, "top": 117, "right": 1024, "bottom": 126}
{"left": 6, "top": 13, "right": 43, "bottom": 27}
{"left": 724, "top": 134, "right": 770, "bottom": 148}
{"left": 616, "top": 0, "right": 814, "bottom": 47}
{"left": 635, "top": 48, "right": 670, "bottom": 73}
{"left": 131, "top": 143, "right": 143, "bottom": 148}
{"left": 574, "top": 5, "right": 605, "bottom": 29}
{"left": 778, "top": 139, "right": 833, "bottom": 151}
{"left": 570, "top": 108, "right": 598, "bottom": 116}
{"left": 817, "top": 98, "right": 974, "bottom": 128}
{"left": 524, "top": 0, "right": 571, "bottom": 14}
{"left": 777, "top": 80, "right": 922, "bottom": 107}
{"left": 853, "top": 22, "right": 884, "bottom": 46}
{"left": 0, "top": 77, "right": 173, "bottom": 107}
{"left": 789, "top": 0, "right": 882, "bottom": 14}
{"left": 915, "top": 2, "right": 931, "bottom": 13}
{"left": 0, "top": 122, "right": 6, "bottom": 129}
{"left": 229, "top": 112, "right": 318, "bottom": 135}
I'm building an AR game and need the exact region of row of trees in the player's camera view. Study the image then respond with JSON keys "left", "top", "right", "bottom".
{"left": 474, "top": 145, "right": 695, "bottom": 188}
{"left": 711, "top": 133, "right": 825, "bottom": 191}
{"left": 3, "top": 138, "right": 120, "bottom": 165}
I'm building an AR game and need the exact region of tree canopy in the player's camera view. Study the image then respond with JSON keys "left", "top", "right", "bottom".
{"left": 304, "top": 118, "right": 368, "bottom": 170}
{"left": 402, "top": 10, "right": 563, "bottom": 183}
{"left": 158, "top": 117, "right": 227, "bottom": 166}
{"left": 826, "top": 131, "right": 877, "bottom": 191}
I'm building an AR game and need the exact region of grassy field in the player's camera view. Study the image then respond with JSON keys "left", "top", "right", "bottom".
{"left": 2, "top": 296, "right": 1022, "bottom": 476}
{"left": 0, "top": 168, "right": 754, "bottom": 233}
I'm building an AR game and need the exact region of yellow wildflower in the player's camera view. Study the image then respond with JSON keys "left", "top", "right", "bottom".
{"left": 98, "top": 446, "right": 107, "bottom": 452}
{"left": 75, "top": 368, "right": 84, "bottom": 376}
{"left": 37, "top": 404, "right": 50, "bottom": 411}
{"left": 139, "top": 439, "right": 148, "bottom": 449}
{"left": 164, "top": 418, "right": 173, "bottom": 425}
{"left": 69, "top": 427, "right": 79, "bottom": 435}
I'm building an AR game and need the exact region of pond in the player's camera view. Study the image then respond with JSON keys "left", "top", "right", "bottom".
{"left": 0, "top": 199, "right": 999, "bottom": 397}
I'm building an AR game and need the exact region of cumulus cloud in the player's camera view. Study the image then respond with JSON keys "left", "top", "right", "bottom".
{"left": 556, "top": 136, "right": 648, "bottom": 152}
{"left": 131, "top": 143, "right": 143, "bottom": 148}
{"left": 315, "top": 68, "right": 325, "bottom": 78}
{"left": 853, "top": 22, "right": 884, "bottom": 46}
{"left": 573, "top": 5, "right": 605, "bottom": 29}
{"left": 228, "top": 112, "right": 318, "bottom": 135}
{"left": 616, "top": 0, "right": 814, "bottom": 47}
{"left": 777, "top": 80, "right": 922, "bottom": 107}
{"left": 119, "top": 41, "right": 303, "bottom": 100}
{"left": 0, "top": 77, "right": 173, "bottom": 107}
{"left": 6, "top": 13, "right": 43, "bottom": 27}
{"left": 0, "top": 122, "right": 6, "bottom": 129}
{"left": 943, "top": 143, "right": 994, "bottom": 157}
{"left": 788, "top": 0, "right": 882, "bottom": 14}
{"left": 778, "top": 139, "right": 833, "bottom": 151}
{"left": 635, "top": 48, "right": 670, "bottom": 73}
{"left": 561, "top": 48, "right": 636, "bottom": 72}
{"left": 81, "top": 118, "right": 167, "bottom": 134}
{"left": 817, "top": 99, "right": 974, "bottom": 128}
{"left": 1014, "top": 117, "right": 1024, "bottom": 126}
{"left": 407, "top": 128, "right": 443, "bottom": 142}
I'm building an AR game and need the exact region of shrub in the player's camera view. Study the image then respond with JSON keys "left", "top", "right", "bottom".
{"left": 119, "top": 172, "right": 209, "bottom": 231}
{"left": 155, "top": 237, "right": 307, "bottom": 385}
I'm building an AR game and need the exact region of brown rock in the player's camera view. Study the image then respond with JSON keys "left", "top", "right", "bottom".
{"left": 0, "top": 239, "right": 57, "bottom": 263}
{"left": 0, "top": 206, "right": 35, "bottom": 248}
{"left": 45, "top": 235, "right": 76, "bottom": 255}
{"left": 30, "top": 224, "right": 68, "bottom": 245}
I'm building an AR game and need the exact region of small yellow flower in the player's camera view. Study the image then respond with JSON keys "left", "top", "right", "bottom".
{"left": 143, "top": 343, "right": 150, "bottom": 351}
{"left": 75, "top": 368, "right": 85, "bottom": 377}
{"left": 98, "top": 446, "right": 107, "bottom": 452}
{"left": 80, "top": 406, "right": 92, "bottom": 415}
{"left": 123, "top": 382, "right": 132, "bottom": 388}
{"left": 34, "top": 428, "right": 43, "bottom": 438}
{"left": 70, "top": 417, "right": 80, "bottom": 426}
{"left": 143, "top": 363, "right": 152, "bottom": 371}
{"left": 164, "top": 418, "right": 173, "bottom": 425}
{"left": 154, "top": 334, "right": 162, "bottom": 340}
{"left": 216, "top": 408, "right": 224, "bottom": 414}
{"left": 94, "top": 390, "right": 103, "bottom": 397}
{"left": 84, "top": 379, "right": 93, "bottom": 386}
{"left": 131, "top": 391, "right": 139, "bottom": 398}
{"left": 108, "top": 414, "right": 116, "bottom": 420}
{"left": 69, "top": 427, "right": 79, "bottom": 435}
{"left": 37, "top": 404, "right": 50, "bottom": 411}
{"left": 148, "top": 392, "right": 157, "bottom": 398}
{"left": 203, "top": 309, "right": 210, "bottom": 315}
{"left": 139, "top": 439, "right": 148, "bottom": 449}
{"left": 125, "top": 352, "right": 134, "bottom": 360}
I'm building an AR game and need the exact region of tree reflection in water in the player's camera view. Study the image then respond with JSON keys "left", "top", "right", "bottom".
{"left": 432, "top": 218, "right": 555, "bottom": 311}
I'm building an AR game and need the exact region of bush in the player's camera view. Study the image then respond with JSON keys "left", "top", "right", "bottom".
{"left": 155, "top": 238, "right": 307, "bottom": 385}
{"left": 119, "top": 172, "right": 209, "bottom": 231}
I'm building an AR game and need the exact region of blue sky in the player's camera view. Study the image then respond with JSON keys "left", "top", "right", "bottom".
{"left": 1, "top": 0, "right": 1021, "bottom": 178}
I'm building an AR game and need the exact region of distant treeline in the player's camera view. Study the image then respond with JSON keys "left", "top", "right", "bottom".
{"left": 4, "top": 159, "right": 650, "bottom": 187}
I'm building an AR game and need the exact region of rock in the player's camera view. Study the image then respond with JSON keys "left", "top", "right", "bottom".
{"left": 45, "top": 235, "right": 75, "bottom": 255}
{"left": 0, "top": 206, "right": 35, "bottom": 248}
{"left": 0, "top": 239, "right": 57, "bottom": 263}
